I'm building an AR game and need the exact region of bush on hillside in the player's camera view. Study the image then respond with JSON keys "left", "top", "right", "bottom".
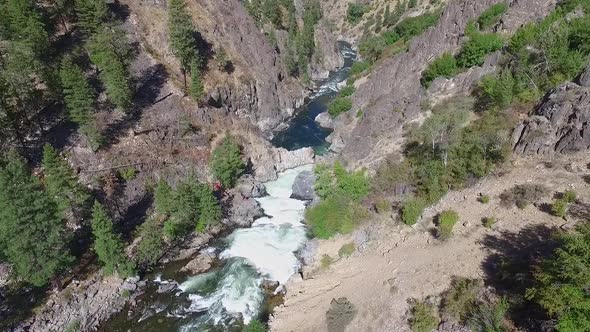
{"left": 401, "top": 198, "right": 425, "bottom": 225}
{"left": 338, "top": 243, "right": 356, "bottom": 258}
{"left": 441, "top": 277, "right": 483, "bottom": 321}
{"left": 395, "top": 11, "right": 441, "bottom": 40}
{"left": 383, "top": 30, "right": 401, "bottom": 45}
{"left": 306, "top": 195, "right": 367, "bottom": 239}
{"left": 347, "top": 3, "right": 368, "bottom": 24}
{"left": 477, "top": 3, "right": 508, "bottom": 30}
{"left": 421, "top": 52, "right": 459, "bottom": 87}
{"left": 437, "top": 209, "right": 459, "bottom": 240}
{"left": 477, "top": 70, "right": 516, "bottom": 110}
{"left": 457, "top": 32, "right": 504, "bottom": 68}
{"left": 339, "top": 85, "right": 355, "bottom": 97}
{"left": 408, "top": 299, "right": 440, "bottom": 332}
{"left": 210, "top": 135, "right": 245, "bottom": 188}
{"left": 326, "top": 297, "right": 357, "bottom": 332}
{"left": 243, "top": 319, "right": 266, "bottom": 332}
{"left": 328, "top": 97, "right": 352, "bottom": 117}
{"left": 482, "top": 216, "right": 496, "bottom": 229}
{"left": 499, "top": 184, "right": 548, "bottom": 209}
{"left": 478, "top": 195, "right": 490, "bottom": 204}
{"left": 359, "top": 35, "right": 387, "bottom": 62}
{"left": 350, "top": 60, "right": 371, "bottom": 76}
{"left": 551, "top": 198, "right": 568, "bottom": 218}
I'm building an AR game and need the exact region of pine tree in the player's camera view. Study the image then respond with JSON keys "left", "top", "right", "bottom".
{"left": 91, "top": 201, "right": 134, "bottom": 277}
{"left": 42, "top": 144, "right": 90, "bottom": 216}
{"left": 154, "top": 179, "right": 175, "bottom": 216}
{"left": 87, "top": 27, "right": 134, "bottom": 111}
{"left": 59, "top": 57, "right": 104, "bottom": 149}
{"left": 4, "top": 0, "right": 49, "bottom": 56}
{"left": 75, "top": 0, "right": 108, "bottom": 35}
{"left": 0, "top": 150, "right": 73, "bottom": 286}
{"left": 168, "top": 0, "right": 198, "bottom": 89}
{"left": 189, "top": 60, "right": 204, "bottom": 100}
{"left": 384, "top": 4, "right": 391, "bottom": 27}
{"left": 209, "top": 136, "right": 245, "bottom": 188}
{"left": 196, "top": 185, "right": 221, "bottom": 232}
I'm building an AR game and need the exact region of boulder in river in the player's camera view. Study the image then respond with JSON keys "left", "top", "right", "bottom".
{"left": 228, "top": 196, "right": 264, "bottom": 227}
{"left": 181, "top": 251, "right": 215, "bottom": 274}
{"left": 291, "top": 170, "right": 317, "bottom": 201}
{"left": 315, "top": 112, "right": 334, "bottom": 129}
{"left": 235, "top": 175, "right": 267, "bottom": 198}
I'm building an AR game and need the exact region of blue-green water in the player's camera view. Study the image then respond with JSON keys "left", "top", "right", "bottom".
{"left": 271, "top": 41, "right": 356, "bottom": 154}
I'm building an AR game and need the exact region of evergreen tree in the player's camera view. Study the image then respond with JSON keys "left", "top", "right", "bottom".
{"left": 91, "top": 201, "right": 134, "bottom": 277}
{"left": 384, "top": 4, "right": 391, "bottom": 27}
{"left": 59, "top": 57, "right": 104, "bottom": 149}
{"left": 196, "top": 185, "right": 221, "bottom": 232}
{"left": 168, "top": 0, "right": 198, "bottom": 89}
{"left": 189, "top": 60, "right": 204, "bottom": 100}
{"left": 4, "top": 0, "right": 49, "bottom": 56}
{"left": 209, "top": 136, "right": 245, "bottom": 188}
{"left": 75, "top": 0, "right": 108, "bottom": 35}
{"left": 154, "top": 178, "right": 175, "bottom": 216}
{"left": 0, "top": 150, "right": 72, "bottom": 286}
{"left": 49, "top": 0, "right": 76, "bottom": 33}
{"left": 42, "top": 144, "right": 90, "bottom": 216}
{"left": 135, "top": 217, "right": 164, "bottom": 267}
{"left": 87, "top": 27, "right": 134, "bottom": 111}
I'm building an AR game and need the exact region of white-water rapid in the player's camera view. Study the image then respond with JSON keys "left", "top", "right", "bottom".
{"left": 177, "top": 164, "right": 312, "bottom": 330}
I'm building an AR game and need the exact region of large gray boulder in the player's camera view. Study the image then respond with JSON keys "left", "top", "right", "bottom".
{"left": 579, "top": 64, "right": 590, "bottom": 87}
{"left": 291, "top": 170, "right": 317, "bottom": 201}
{"left": 228, "top": 196, "right": 264, "bottom": 227}
{"left": 512, "top": 82, "right": 590, "bottom": 155}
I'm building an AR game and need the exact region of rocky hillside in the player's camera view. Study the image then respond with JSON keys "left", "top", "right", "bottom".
{"left": 512, "top": 65, "right": 590, "bottom": 155}
{"left": 327, "top": 0, "right": 557, "bottom": 169}
{"left": 122, "top": 0, "right": 305, "bottom": 132}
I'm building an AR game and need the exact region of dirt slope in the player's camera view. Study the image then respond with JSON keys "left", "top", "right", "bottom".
{"left": 270, "top": 153, "right": 590, "bottom": 331}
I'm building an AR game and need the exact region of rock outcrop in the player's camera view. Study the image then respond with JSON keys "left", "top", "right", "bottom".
{"left": 180, "top": 251, "right": 215, "bottom": 274}
{"left": 512, "top": 81, "right": 590, "bottom": 155}
{"left": 291, "top": 170, "right": 317, "bottom": 201}
{"left": 122, "top": 0, "right": 304, "bottom": 132}
{"left": 15, "top": 274, "right": 140, "bottom": 332}
{"left": 328, "top": 0, "right": 557, "bottom": 169}
{"left": 252, "top": 147, "right": 315, "bottom": 182}
{"left": 310, "top": 21, "right": 345, "bottom": 80}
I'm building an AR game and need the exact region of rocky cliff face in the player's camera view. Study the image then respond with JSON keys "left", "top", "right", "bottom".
{"left": 328, "top": 0, "right": 556, "bottom": 169}
{"left": 122, "top": 0, "right": 304, "bottom": 132}
{"left": 512, "top": 69, "right": 590, "bottom": 155}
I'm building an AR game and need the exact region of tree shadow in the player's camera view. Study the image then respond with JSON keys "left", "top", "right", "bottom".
{"left": 194, "top": 31, "right": 214, "bottom": 70}
{"left": 479, "top": 224, "right": 558, "bottom": 330}
{"left": 102, "top": 64, "right": 169, "bottom": 148}
{"left": 109, "top": 1, "right": 131, "bottom": 23}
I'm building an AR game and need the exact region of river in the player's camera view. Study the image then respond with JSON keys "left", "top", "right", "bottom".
{"left": 100, "top": 42, "right": 355, "bottom": 331}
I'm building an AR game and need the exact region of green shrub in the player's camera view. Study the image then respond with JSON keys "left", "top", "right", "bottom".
{"left": 320, "top": 254, "right": 333, "bottom": 269}
{"left": 499, "top": 184, "right": 548, "bottom": 209}
{"left": 306, "top": 195, "right": 367, "bottom": 239}
{"left": 347, "top": 3, "right": 368, "bottom": 24}
{"left": 438, "top": 210, "right": 459, "bottom": 240}
{"left": 421, "top": 52, "right": 458, "bottom": 87}
{"left": 527, "top": 224, "right": 590, "bottom": 330}
{"left": 355, "top": 110, "right": 363, "bottom": 118}
{"left": 134, "top": 217, "right": 165, "bottom": 267}
{"left": 478, "top": 70, "right": 515, "bottom": 110}
{"left": 408, "top": 300, "right": 440, "bottom": 332}
{"left": 210, "top": 135, "right": 245, "bottom": 188}
{"left": 375, "top": 199, "right": 392, "bottom": 214}
{"left": 118, "top": 167, "right": 137, "bottom": 181}
{"left": 563, "top": 190, "right": 577, "bottom": 203}
{"left": 477, "top": 3, "right": 508, "bottom": 30}
{"left": 64, "top": 320, "right": 81, "bottom": 332}
{"left": 326, "top": 297, "right": 357, "bottom": 332}
{"left": 338, "top": 243, "right": 356, "bottom": 258}
{"left": 401, "top": 198, "right": 425, "bottom": 225}
{"left": 328, "top": 97, "right": 352, "bottom": 117}
{"left": 441, "top": 277, "right": 483, "bottom": 322}
{"left": 482, "top": 216, "right": 496, "bottom": 229}
{"left": 467, "top": 297, "right": 510, "bottom": 332}
{"left": 333, "top": 162, "right": 370, "bottom": 201}
{"left": 478, "top": 195, "right": 490, "bottom": 204}
{"left": 350, "top": 61, "right": 371, "bottom": 76}
{"left": 457, "top": 32, "right": 504, "bottom": 68}
{"left": 395, "top": 11, "right": 441, "bottom": 40}
{"left": 551, "top": 198, "right": 568, "bottom": 218}
{"left": 243, "top": 319, "right": 266, "bottom": 332}
{"left": 359, "top": 35, "right": 387, "bottom": 62}
{"left": 339, "top": 85, "right": 355, "bottom": 97}
{"left": 121, "top": 289, "right": 131, "bottom": 298}
{"left": 383, "top": 30, "right": 401, "bottom": 45}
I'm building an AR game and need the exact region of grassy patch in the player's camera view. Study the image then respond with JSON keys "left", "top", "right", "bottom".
{"left": 437, "top": 210, "right": 459, "bottom": 240}
{"left": 338, "top": 243, "right": 356, "bottom": 258}
{"left": 408, "top": 299, "right": 440, "bottom": 332}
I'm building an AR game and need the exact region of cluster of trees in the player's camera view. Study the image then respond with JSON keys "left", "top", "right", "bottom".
{"left": 245, "top": 0, "right": 322, "bottom": 81}
{"left": 0, "top": 0, "right": 135, "bottom": 152}
{"left": 167, "top": 0, "right": 205, "bottom": 98}
{"left": 478, "top": 0, "right": 590, "bottom": 110}
{"left": 306, "top": 162, "right": 369, "bottom": 239}
{"left": 421, "top": 6, "right": 505, "bottom": 87}
{"left": 0, "top": 146, "right": 132, "bottom": 285}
